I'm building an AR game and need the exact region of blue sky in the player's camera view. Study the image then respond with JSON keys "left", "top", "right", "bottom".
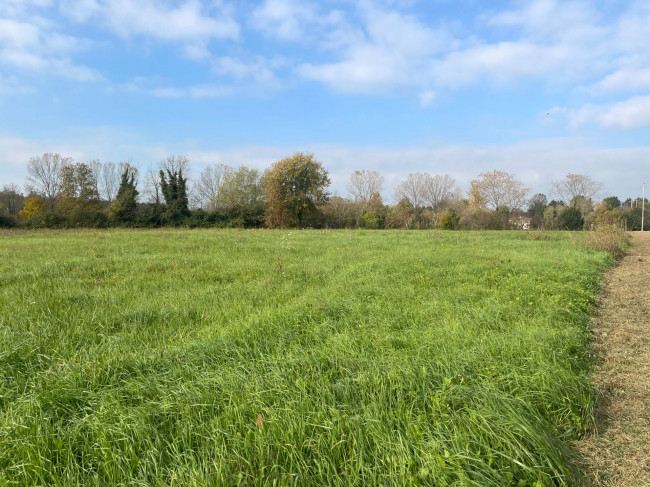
{"left": 1, "top": 0, "right": 649, "bottom": 202}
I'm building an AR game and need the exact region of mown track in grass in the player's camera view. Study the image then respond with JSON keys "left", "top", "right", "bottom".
{"left": 0, "top": 230, "right": 612, "bottom": 486}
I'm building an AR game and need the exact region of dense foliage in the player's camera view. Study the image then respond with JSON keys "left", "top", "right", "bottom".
{"left": 3, "top": 153, "right": 648, "bottom": 230}
{"left": 262, "top": 152, "right": 330, "bottom": 228}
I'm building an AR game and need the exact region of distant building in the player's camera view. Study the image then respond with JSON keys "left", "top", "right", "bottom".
{"left": 509, "top": 216, "right": 532, "bottom": 230}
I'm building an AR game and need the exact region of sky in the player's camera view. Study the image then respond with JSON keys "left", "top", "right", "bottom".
{"left": 1, "top": 0, "right": 649, "bottom": 202}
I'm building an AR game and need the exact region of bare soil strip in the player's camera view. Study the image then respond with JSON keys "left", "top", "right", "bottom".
{"left": 577, "top": 232, "right": 650, "bottom": 486}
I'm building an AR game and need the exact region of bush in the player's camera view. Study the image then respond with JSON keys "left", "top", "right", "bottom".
{"left": 526, "top": 230, "right": 554, "bottom": 241}
{"left": 560, "top": 207, "right": 584, "bottom": 230}
{"left": 362, "top": 211, "right": 381, "bottom": 229}
{"left": 0, "top": 214, "right": 19, "bottom": 228}
{"left": 66, "top": 209, "right": 109, "bottom": 228}
{"left": 585, "top": 224, "right": 628, "bottom": 260}
{"left": 27, "top": 212, "right": 67, "bottom": 228}
{"left": 135, "top": 204, "right": 165, "bottom": 228}
{"left": 440, "top": 210, "right": 460, "bottom": 230}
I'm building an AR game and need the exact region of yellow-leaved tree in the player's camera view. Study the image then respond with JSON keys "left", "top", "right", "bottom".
{"left": 19, "top": 196, "right": 46, "bottom": 221}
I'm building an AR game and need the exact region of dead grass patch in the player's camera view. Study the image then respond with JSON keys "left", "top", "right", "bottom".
{"left": 576, "top": 232, "right": 650, "bottom": 486}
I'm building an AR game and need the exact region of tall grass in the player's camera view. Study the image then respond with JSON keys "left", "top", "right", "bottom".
{"left": 0, "top": 230, "right": 612, "bottom": 485}
{"left": 584, "top": 224, "right": 629, "bottom": 260}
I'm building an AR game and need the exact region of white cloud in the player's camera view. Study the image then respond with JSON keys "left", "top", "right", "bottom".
{"left": 0, "top": 75, "right": 33, "bottom": 95}
{"left": 433, "top": 41, "right": 578, "bottom": 87}
{"left": 59, "top": 0, "right": 239, "bottom": 45}
{"left": 293, "top": 0, "right": 611, "bottom": 95}
{"left": 488, "top": 0, "right": 605, "bottom": 44}
{"left": 293, "top": 0, "right": 650, "bottom": 102}
{"left": 298, "top": 4, "right": 452, "bottom": 93}
{"left": 0, "top": 0, "right": 52, "bottom": 16}
{"left": 55, "top": 1, "right": 245, "bottom": 81}
{"left": 120, "top": 77, "right": 235, "bottom": 99}
{"left": 212, "top": 56, "right": 279, "bottom": 83}
{"left": 613, "top": 1, "right": 650, "bottom": 53}
{"left": 0, "top": 18, "right": 41, "bottom": 49}
{"left": 419, "top": 90, "right": 436, "bottom": 107}
{"left": 250, "top": 0, "right": 358, "bottom": 49}
{"left": 251, "top": 0, "right": 318, "bottom": 41}
{"left": 596, "top": 96, "right": 650, "bottom": 129}
{"left": 0, "top": 17, "right": 102, "bottom": 82}
{"left": 551, "top": 95, "right": 650, "bottom": 129}
{"left": 591, "top": 67, "right": 650, "bottom": 93}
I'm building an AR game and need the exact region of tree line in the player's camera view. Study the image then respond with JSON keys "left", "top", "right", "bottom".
{"left": 0, "top": 152, "right": 647, "bottom": 230}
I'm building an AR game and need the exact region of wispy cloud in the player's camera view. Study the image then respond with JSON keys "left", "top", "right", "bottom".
{"left": 0, "top": 75, "right": 33, "bottom": 95}
{"left": 289, "top": 0, "right": 649, "bottom": 103}
{"left": 120, "top": 77, "right": 236, "bottom": 99}
{"left": 591, "top": 68, "right": 650, "bottom": 93}
{"left": 297, "top": 4, "right": 453, "bottom": 93}
{"left": 58, "top": 0, "right": 239, "bottom": 54}
{"left": 554, "top": 95, "right": 650, "bottom": 129}
{"left": 0, "top": 17, "right": 102, "bottom": 81}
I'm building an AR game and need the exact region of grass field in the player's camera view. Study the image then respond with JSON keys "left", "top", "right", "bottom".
{"left": 0, "top": 230, "right": 612, "bottom": 486}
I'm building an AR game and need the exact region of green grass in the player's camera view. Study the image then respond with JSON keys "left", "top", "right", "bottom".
{"left": 0, "top": 229, "right": 611, "bottom": 486}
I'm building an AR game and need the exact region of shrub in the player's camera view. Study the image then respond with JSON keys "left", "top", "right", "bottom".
{"left": 585, "top": 224, "right": 628, "bottom": 260}
{"left": 135, "top": 203, "right": 164, "bottom": 228}
{"left": 440, "top": 210, "right": 460, "bottom": 230}
{"left": 362, "top": 211, "right": 381, "bottom": 229}
{"left": 66, "top": 209, "right": 109, "bottom": 228}
{"left": 27, "top": 212, "right": 67, "bottom": 228}
{"left": 526, "top": 230, "right": 554, "bottom": 241}
{"left": 0, "top": 214, "right": 19, "bottom": 228}
{"left": 560, "top": 207, "right": 584, "bottom": 230}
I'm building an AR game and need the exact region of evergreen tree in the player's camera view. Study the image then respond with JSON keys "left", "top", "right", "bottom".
{"left": 560, "top": 206, "right": 584, "bottom": 230}
{"left": 159, "top": 169, "right": 190, "bottom": 224}
{"left": 109, "top": 166, "right": 138, "bottom": 223}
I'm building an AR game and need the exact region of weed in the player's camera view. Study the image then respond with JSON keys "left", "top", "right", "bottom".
{"left": 585, "top": 224, "right": 629, "bottom": 260}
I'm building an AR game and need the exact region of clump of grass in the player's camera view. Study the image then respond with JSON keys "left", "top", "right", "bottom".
{"left": 526, "top": 230, "right": 554, "bottom": 241}
{"left": 0, "top": 229, "right": 613, "bottom": 485}
{"left": 585, "top": 224, "right": 629, "bottom": 260}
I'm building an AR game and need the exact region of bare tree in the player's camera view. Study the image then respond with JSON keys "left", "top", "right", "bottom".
{"left": 146, "top": 154, "right": 190, "bottom": 205}
{"left": 422, "top": 174, "right": 455, "bottom": 210}
{"left": 0, "top": 183, "right": 23, "bottom": 215}
{"left": 87, "top": 160, "right": 126, "bottom": 202}
{"left": 469, "top": 170, "right": 529, "bottom": 211}
{"left": 143, "top": 162, "right": 162, "bottom": 204}
{"left": 102, "top": 162, "right": 122, "bottom": 203}
{"left": 395, "top": 173, "right": 428, "bottom": 208}
{"left": 194, "top": 164, "right": 232, "bottom": 210}
{"left": 348, "top": 170, "right": 384, "bottom": 204}
{"left": 551, "top": 173, "right": 602, "bottom": 206}
{"left": 160, "top": 154, "right": 189, "bottom": 175}
{"left": 88, "top": 160, "right": 103, "bottom": 200}
{"left": 26, "top": 153, "right": 71, "bottom": 210}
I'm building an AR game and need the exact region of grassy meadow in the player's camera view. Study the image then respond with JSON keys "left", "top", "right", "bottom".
{"left": 0, "top": 229, "right": 612, "bottom": 486}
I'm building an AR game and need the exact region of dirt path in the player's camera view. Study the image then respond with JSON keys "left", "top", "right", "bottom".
{"left": 577, "top": 232, "right": 650, "bottom": 486}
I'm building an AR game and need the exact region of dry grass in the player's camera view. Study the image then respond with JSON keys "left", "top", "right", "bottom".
{"left": 585, "top": 224, "right": 629, "bottom": 260}
{"left": 526, "top": 230, "right": 555, "bottom": 241}
{"left": 576, "top": 231, "right": 650, "bottom": 486}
